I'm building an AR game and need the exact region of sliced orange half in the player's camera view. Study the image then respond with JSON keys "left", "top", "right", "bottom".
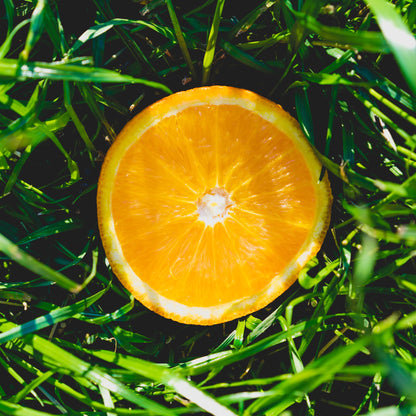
{"left": 97, "top": 86, "right": 332, "bottom": 325}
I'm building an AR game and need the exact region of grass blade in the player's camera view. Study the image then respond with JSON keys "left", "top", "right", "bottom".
{"left": 3, "top": 0, "right": 14, "bottom": 35}
{"left": 221, "top": 40, "right": 275, "bottom": 74}
{"left": 228, "top": 0, "right": 279, "bottom": 39}
{"left": 299, "top": 12, "right": 389, "bottom": 53}
{"left": 63, "top": 81, "right": 96, "bottom": 158}
{"left": 16, "top": 218, "right": 84, "bottom": 246}
{"left": 67, "top": 18, "right": 177, "bottom": 57}
{"left": 92, "top": 0, "right": 157, "bottom": 74}
{"left": 245, "top": 336, "right": 371, "bottom": 415}
{"left": 364, "top": 0, "right": 416, "bottom": 95}
{"left": 166, "top": 0, "right": 197, "bottom": 80}
{"left": 0, "top": 233, "right": 81, "bottom": 293}
{"left": 0, "top": 289, "right": 107, "bottom": 344}
{"left": 0, "top": 400, "right": 58, "bottom": 416}
{"left": 289, "top": 0, "right": 325, "bottom": 54}
{"left": 20, "top": 0, "right": 46, "bottom": 60}
{"left": 90, "top": 349, "right": 238, "bottom": 416}
{"left": 5, "top": 331, "right": 177, "bottom": 416}
{"left": 202, "top": 0, "right": 226, "bottom": 85}
{"left": 0, "top": 58, "right": 172, "bottom": 93}
{"left": 0, "top": 20, "right": 30, "bottom": 59}
{"left": 294, "top": 86, "right": 314, "bottom": 144}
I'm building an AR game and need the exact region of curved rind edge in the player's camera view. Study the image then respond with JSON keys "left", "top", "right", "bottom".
{"left": 97, "top": 86, "right": 333, "bottom": 325}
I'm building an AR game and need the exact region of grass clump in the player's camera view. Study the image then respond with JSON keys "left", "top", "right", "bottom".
{"left": 1, "top": 0, "right": 416, "bottom": 415}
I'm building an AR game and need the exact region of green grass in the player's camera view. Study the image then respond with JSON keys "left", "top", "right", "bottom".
{"left": 1, "top": 0, "right": 416, "bottom": 414}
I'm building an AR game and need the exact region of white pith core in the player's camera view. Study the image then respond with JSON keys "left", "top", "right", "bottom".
{"left": 197, "top": 187, "right": 233, "bottom": 226}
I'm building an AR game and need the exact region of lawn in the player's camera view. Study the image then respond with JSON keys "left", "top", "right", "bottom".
{"left": 1, "top": 0, "right": 416, "bottom": 415}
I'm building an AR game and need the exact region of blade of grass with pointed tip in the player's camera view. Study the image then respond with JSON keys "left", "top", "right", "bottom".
{"left": 3, "top": 144, "right": 34, "bottom": 194}
{"left": 298, "top": 72, "right": 375, "bottom": 87}
{"left": 3, "top": 0, "right": 14, "bottom": 35}
{"left": 93, "top": 0, "right": 157, "bottom": 74}
{"left": 89, "top": 349, "right": 238, "bottom": 416}
{"left": 293, "top": 9, "right": 390, "bottom": 53}
{"left": 0, "top": 288, "right": 108, "bottom": 344}
{"left": 295, "top": 86, "right": 314, "bottom": 144}
{"left": 289, "top": 0, "right": 325, "bottom": 55}
{"left": 42, "top": 0, "right": 67, "bottom": 57}
{"left": 364, "top": 0, "right": 416, "bottom": 95}
{"left": 237, "top": 31, "right": 289, "bottom": 52}
{"left": 407, "top": 1, "right": 416, "bottom": 27}
{"left": 6, "top": 332, "right": 177, "bottom": 415}
{"left": 67, "top": 18, "right": 177, "bottom": 56}
{"left": 6, "top": 353, "right": 157, "bottom": 415}
{"left": 63, "top": 81, "right": 96, "bottom": 158}
{"left": 76, "top": 82, "right": 116, "bottom": 140}
{"left": 173, "top": 320, "right": 309, "bottom": 377}
{"left": 166, "top": 0, "right": 197, "bottom": 80}
{"left": 202, "top": 0, "right": 226, "bottom": 85}
{"left": 0, "top": 58, "right": 172, "bottom": 93}
{"left": 0, "top": 20, "right": 30, "bottom": 59}
{"left": 11, "top": 370, "right": 55, "bottom": 405}
{"left": 245, "top": 335, "right": 371, "bottom": 415}
{"left": 183, "top": 0, "right": 216, "bottom": 18}
{"left": 20, "top": 0, "right": 46, "bottom": 61}
{"left": 228, "top": 0, "right": 279, "bottom": 39}
{"left": 35, "top": 120, "right": 80, "bottom": 183}
{"left": 221, "top": 40, "right": 275, "bottom": 74}
{"left": 298, "top": 272, "right": 347, "bottom": 356}
{"left": 0, "top": 401, "right": 58, "bottom": 416}
{"left": 350, "top": 88, "right": 415, "bottom": 146}
{"left": 299, "top": 258, "right": 341, "bottom": 290}
{"left": 0, "top": 233, "right": 81, "bottom": 293}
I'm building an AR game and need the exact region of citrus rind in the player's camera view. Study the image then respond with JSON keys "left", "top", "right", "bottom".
{"left": 97, "top": 86, "right": 332, "bottom": 325}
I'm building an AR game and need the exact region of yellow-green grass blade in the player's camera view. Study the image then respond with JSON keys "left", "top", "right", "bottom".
{"left": 10, "top": 370, "right": 55, "bottom": 405}
{"left": 202, "top": 0, "right": 226, "bottom": 85}
{"left": 0, "top": 233, "right": 81, "bottom": 293}
{"left": 0, "top": 58, "right": 172, "bottom": 93}
{"left": 20, "top": 0, "right": 46, "bottom": 61}
{"left": 289, "top": 0, "right": 325, "bottom": 55}
{"left": 0, "top": 20, "right": 30, "bottom": 59}
{"left": 296, "top": 11, "right": 390, "bottom": 53}
{"left": 228, "top": 0, "right": 279, "bottom": 39}
{"left": 244, "top": 336, "right": 372, "bottom": 415}
{"left": 92, "top": 0, "right": 158, "bottom": 74}
{"left": 220, "top": 40, "right": 275, "bottom": 74}
{"left": 0, "top": 401, "right": 57, "bottom": 416}
{"left": 88, "top": 349, "right": 238, "bottom": 416}
{"left": 364, "top": 0, "right": 416, "bottom": 95}
{"left": 0, "top": 289, "right": 107, "bottom": 344}
{"left": 67, "top": 18, "right": 178, "bottom": 57}
{"left": 166, "top": 0, "right": 197, "bottom": 80}
{"left": 15, "top": 218, "right": 84, "bottom": 246}
{"left": 1, "top": 326, "right": 177, "bottom": 415}
{"left": 63, "top": 81, "right": 96, "bottom": 158}
{"left": 6, "top": 352, "right": 164, "bottom": 415}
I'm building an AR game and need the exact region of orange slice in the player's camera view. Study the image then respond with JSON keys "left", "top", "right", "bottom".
{"left": 97, "top": 86, "right": 332, "bottom": 325}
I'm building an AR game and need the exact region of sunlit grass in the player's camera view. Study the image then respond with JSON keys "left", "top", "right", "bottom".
{"left": 1, "top": 0, "right": 416, "bottom": 415}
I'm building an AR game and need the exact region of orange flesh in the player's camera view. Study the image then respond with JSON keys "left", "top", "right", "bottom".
{"left": 111, "top": 104, "right": 317, "bottom": 307}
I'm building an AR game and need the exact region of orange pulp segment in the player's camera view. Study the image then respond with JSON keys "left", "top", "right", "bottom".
{"left": 97, "top": 86, "right": 332, "bottom": 325}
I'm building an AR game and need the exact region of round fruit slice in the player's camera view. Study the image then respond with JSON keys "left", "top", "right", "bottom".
{"left": 97, "top": 86, "right": 332, "bottom": 325}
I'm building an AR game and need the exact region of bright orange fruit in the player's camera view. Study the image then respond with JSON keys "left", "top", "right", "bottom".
{"left": 97, "top": 86, "right": 332, "bottom": 325}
